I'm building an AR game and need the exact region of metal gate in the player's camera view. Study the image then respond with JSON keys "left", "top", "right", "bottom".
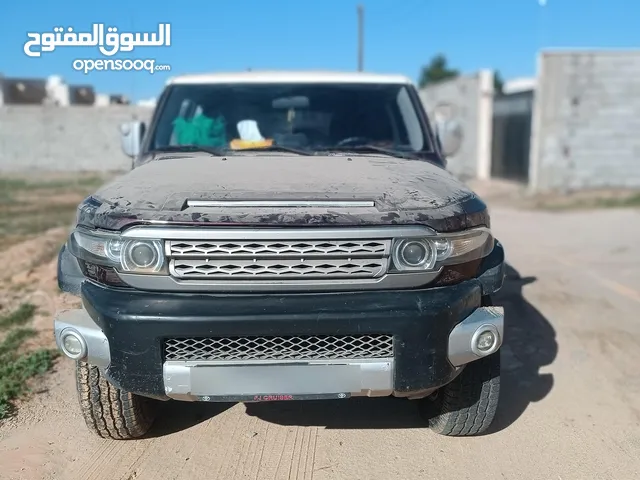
{"left": 491, "top": 90, "right": 534, "bottom": 182}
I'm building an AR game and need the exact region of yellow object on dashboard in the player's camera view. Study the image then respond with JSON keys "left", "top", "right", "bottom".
{"left": 229, "top": 139, "right": 274, "bottom": 150}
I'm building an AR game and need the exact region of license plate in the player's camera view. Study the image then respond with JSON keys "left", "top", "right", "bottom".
{"left": 197, "top": 393, "right": 350, "bottom": 402}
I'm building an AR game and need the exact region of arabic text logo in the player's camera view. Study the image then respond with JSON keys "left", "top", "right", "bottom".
{"left": 23, "top": 23, "right": 171, "bottom": 58}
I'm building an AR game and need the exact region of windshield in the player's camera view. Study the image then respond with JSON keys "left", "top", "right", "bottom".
{"left": 147, "top": 82, "right": 433, "bottom": 156}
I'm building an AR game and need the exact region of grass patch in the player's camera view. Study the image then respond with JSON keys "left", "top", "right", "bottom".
{"left": 0, "top": 328, "right": 37, "bottom": 357}
{"left": 0, "top": 303, "right": 58, "bottom": 418}
{"left": 0, "top": 175, "right": 106, "bottom": 201}
{"left": 0, "top": 203, "right": 77, "bottom": 240}
{"left": 0, "top": 303, "right": 37, "bottom": 331}
{"left": 0, "top": 348, "right": 57, "bottom": 419}
{"left": 592, "top": 192, "right": 640, "bottom": 208}
{"left": 532, "top": 190, "right": 640, "bottom": 211}
{"left": 0, "top": 173, "right": 114, "bottom": 249}
{"left": 0, "top": 326, "right": 57, "bottom": 419}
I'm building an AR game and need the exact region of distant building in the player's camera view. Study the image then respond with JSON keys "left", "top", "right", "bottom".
{"left": 69, "top": 85, "right": 96, "bottom": 105}
{"left": 137, "top": 98, "right": 157, "bottom": 107}
{"left": 1, "top": 77, "right": 47, "bottom": 105}
{"left": 503, "top": 77, "right": 536, "bottom": 94}
{"left": 109, "top": 94, "right": 130, "bottom": 105}
{"left": 45, "top": 75, "right": 70, "bottom": 106}
{"left": 94, "top": 94, "right": 110, "bottom": 107}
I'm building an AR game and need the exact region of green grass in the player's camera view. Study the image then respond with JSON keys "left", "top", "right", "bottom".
{"left": 0, "top": 202, "right": 77, "bottom": 237}
{"left": 592, "top": 192, "right": 640, "bottom": 208}
{"left": 0, "top": 305, "right": 57, "bottom": 419}
{"left": 0, "top": 176, "right": 105, "bottom": 418}
{"left": 533, "top": 191, "right": 640, "bottom": 211}
{"left": 0, "top": 174, "right": 113, "bottom": 249}
{"left": 0, "top": 175, "right": 106, "bottom": 199}
{"left": 0, "top": 303, "right": 37, "bottom": 331}
{"left": 0, "top": 348, "right": 57, "bottom": 419}
{"left": 0, "top": 328, "right": 37, "bottom": 358}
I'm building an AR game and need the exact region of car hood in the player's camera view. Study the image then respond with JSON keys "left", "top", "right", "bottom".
{"left": 87, "top": 153, "right": 488, "bottom": 232}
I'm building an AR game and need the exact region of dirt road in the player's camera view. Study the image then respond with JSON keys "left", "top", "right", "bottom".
{"left": 1, "top": 205, "right": 639, "bottom": 480}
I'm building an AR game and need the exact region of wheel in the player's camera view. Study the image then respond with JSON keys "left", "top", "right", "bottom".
{"left": 419, "top": 352, "right": 501, "bottom": 436}
{"left": 75, "top": 361, "right": 157, "bottom": 439}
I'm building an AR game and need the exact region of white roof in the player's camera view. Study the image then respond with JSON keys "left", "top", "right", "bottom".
{"left": 503, "top": 77, "right": 536, "bottom": 94}
{"left": 167, "top": 70, "right": 414, "bottom": 86}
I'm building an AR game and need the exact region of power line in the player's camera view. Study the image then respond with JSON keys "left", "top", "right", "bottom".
{"left": 357, "top": 4, "right": 364, "bottom": 71}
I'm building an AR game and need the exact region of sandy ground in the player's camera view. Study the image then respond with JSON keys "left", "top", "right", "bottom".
{"left": 1, "top": 201, "right": 639, "bottom": 480}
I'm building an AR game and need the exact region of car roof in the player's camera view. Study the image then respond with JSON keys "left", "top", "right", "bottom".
{"left": 166, "top": 70, "right": 414, "bottom": 86}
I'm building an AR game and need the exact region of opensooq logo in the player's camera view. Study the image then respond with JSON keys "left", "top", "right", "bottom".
{"left": 23, "top": 23, "right": 171, "bottom": 58}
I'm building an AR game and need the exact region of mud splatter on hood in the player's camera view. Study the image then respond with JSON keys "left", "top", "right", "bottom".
{"left": 86, "top": 154, "right": 489, "bottom": 232}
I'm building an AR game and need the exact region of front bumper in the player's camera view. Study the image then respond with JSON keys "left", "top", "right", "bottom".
{"left": 54, "top": 277, "right": 504, "bottom": 402}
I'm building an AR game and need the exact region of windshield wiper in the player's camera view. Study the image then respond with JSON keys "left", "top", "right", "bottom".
{"left": 231, "top": 145, "right": 313, "bottom": 156}
{"left": 149, "top": 145, "right": 228, "bottom": 156}
{"left": 317, "top": 145, "right": 421, "bottom": 160}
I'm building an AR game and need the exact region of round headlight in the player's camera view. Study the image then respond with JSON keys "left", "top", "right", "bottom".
{"left": 121, "top": 240, "right": 164, "bottom": 272}
{"left": 393, "top": 239, "right": 436, "bottom": 270}
{"left": 131, "top": 243, "right": 156, "bottom": 267}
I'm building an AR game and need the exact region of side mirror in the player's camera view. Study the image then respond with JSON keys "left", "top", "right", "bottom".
{"left": 435, "top": 119, "right": 463, "bottom": 158}
{"left": 119, "top": 121, "right": 146, "bottom": 158}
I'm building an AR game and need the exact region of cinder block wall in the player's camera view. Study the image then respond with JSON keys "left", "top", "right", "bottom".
{"left": 0, "top": 106, "right": 152, "bottom": 172}
{"left": 419, "top": 71, "right": 494, "bottom": 181}
{"left": 529, "top": 50, "right": 640, "bottom": 192}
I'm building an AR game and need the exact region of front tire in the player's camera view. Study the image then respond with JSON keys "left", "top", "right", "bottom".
{"left": 75, "top": 361, "right": 157, "bottom": 439}
{"left": 420, "top": 352, "right": 501, "bottom": 436}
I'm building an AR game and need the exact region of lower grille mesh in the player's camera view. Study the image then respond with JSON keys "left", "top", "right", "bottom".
{"left": 164, "top": 334, "right": 394, "bottom": 361}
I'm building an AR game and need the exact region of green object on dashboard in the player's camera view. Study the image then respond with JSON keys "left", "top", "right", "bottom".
{"left": 172, "top": 114, "right": 227, "bottom": 146}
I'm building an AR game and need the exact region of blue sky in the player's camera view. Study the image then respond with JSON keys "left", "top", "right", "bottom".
{"left": 1, "top": 0, "right": 638, "bottom": 100}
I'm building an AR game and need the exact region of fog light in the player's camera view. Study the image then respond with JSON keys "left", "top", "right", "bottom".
{"left": 60, "top": 329, "right": 87, "bottom": 360}
{"left": 476, "top": 331, "right": 495, "bottom": 351}
{"left": 471, "top": 325, "right": 500, "bottom": 357}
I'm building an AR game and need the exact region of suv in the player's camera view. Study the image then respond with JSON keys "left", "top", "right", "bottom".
{"left": 55, "top": 71, "right": 505, "bottom": 439}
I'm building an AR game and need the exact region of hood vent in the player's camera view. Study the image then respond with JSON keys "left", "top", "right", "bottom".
{"left": 186, "top": 199, "right": 375, "bottom": 208}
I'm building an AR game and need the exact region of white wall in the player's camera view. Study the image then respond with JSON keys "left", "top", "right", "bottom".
{"left": 529, "top": 50, "right": 640, "bottom": 192}
{"left": 0, "top": 106, "right": 153, "bottom": 172}
{"left": 419, "top": 71, "right": 495, "bottom": 180}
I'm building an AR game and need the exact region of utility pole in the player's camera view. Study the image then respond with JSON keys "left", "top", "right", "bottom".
{"left": 357, "top": 4, "right": 364, "bottom": 71}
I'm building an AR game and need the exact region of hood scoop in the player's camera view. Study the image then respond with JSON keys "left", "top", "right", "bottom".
{"left": 186, "top": 199, "right": 376, "bottom": 208}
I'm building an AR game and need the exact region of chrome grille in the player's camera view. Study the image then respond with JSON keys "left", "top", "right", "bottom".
{"left": 164, "top": 334, "right": 394, "bottom": 361}
{"left": 171, "top": 258, "right": 387, "bottom": 278}
{"left": 168, "top": 240, "right": 389, "bottom": 257}
{"left": 166, "top": 238, "right": 392, "bottom": 281}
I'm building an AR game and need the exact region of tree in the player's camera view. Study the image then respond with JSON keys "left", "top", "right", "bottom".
{"left": 494, "top": 70, "right": 505, "bottom": 96}
{"left": 418, "top": 54, "right": 459, "bottom": 88}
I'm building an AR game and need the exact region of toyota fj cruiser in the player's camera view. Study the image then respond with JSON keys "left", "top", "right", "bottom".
{"left": 55, "top": 71, "right": 506, "bottom": 439}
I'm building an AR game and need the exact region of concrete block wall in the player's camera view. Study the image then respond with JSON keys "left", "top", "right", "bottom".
{"left": 0, "top": 106, "right": 152, "bottom": 172}
{"left": 419, "top": 71, "right": 494, "bottom": 181}
{"left": 529, "top": 50, "right": 640, "bottom": 192}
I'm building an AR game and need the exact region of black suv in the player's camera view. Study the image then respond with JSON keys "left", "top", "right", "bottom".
{"left": 55, "top": 71, "right": 505, "bottom": 439}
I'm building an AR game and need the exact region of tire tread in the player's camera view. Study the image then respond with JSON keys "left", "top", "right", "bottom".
{"left": 423, "top": 353, "right": 501, "bottom": 436}
{"left": 75, "top": 362, "right": 156, "bottom": 440}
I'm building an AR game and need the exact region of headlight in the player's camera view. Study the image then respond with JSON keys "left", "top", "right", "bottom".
{"left": 68, "top": 228, "right": 166, "bottom": 274}
{"left": 391, "top": 227, "right": 493, "bottom": 272}
{"left": 121, "top": 239, "right": 164, "bottom": 273}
